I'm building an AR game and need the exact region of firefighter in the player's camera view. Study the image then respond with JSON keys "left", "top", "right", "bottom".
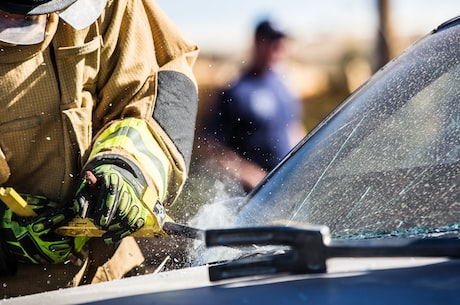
{"left": 0, "top": 0, "right": 198, "bottom": 297}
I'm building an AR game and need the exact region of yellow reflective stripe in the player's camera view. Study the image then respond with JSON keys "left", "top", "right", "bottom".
{"left": 96, "top": 134, "right": 168, "bottom": 199}
{"left": 90, "top": 118, "right": 170, "bottom": 201}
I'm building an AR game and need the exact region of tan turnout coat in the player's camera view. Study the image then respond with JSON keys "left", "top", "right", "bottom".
{"left": 0, "top": 0, "right": 198, "bottom": 297}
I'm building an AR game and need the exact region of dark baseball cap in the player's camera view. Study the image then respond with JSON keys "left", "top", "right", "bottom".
{"left": 255, "top": 19, "right": 287, "bottom": 41}
{"left": 0, "top": 0, "right": 78, "bottom": 15}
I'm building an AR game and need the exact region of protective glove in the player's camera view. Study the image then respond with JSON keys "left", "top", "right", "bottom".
{"left": 75, "top": 164, "right": 150, "bottom": 244}
{"left": 0, "top": 195, "right": 78, "bottom": 265}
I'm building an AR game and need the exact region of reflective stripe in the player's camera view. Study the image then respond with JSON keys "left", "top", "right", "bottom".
{"left": 89, "top": 118, "right": 170, "bottom": 201}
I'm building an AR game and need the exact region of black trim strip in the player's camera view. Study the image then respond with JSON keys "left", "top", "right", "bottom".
{"left": 154, "top": 71, "right": 198, "bottom": 170}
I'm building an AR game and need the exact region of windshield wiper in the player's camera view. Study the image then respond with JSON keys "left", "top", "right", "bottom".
{"left": 206, "top": 225, "right": 460, "bottom": 281}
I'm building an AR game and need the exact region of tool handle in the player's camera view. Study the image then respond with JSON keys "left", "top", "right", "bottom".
{"left": 0, "top": 186, "right": 201, "bottom": 240}
{"left": 54, "top": 215, "right": 169, "bottom": 237}
{"left": 0, "top": 187, "right": 37, "bottom": 217}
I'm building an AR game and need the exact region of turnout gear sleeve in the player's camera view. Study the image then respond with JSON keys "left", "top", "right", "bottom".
{"left": 88, "top": 0, "right": 199, "bottom": 206}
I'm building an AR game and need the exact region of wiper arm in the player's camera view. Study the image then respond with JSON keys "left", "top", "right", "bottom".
{"left": 206, "top": 225, "right": 460, "bottom": 281}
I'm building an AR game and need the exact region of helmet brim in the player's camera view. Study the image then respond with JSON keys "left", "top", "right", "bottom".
{"left": 0, "top": 0, "right": 78, "bottom": 15}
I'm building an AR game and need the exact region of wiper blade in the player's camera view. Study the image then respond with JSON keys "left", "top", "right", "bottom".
{"left": 206, "top": 225, "right": 460, "bottom": 281}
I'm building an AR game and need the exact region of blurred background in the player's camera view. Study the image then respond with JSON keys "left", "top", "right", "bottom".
{"left": 156, "top": 0, "right": 460, "bottom": 221}
{"left": 158, "top": 0, "right": 460, "bottom": 129}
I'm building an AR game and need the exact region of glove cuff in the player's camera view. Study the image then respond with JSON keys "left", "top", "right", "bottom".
{"left": 83, "top": 153, "right": 148, "bottom": 187}
{"left": 84, "top": 118, "right": 170, "bottom": 203}
{"left": 82, "top": 153, "right": 149, "bottom": 200}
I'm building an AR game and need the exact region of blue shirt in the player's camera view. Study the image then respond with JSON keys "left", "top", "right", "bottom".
{"left": 209, "top": 70, "right": 302, "bottom": 171}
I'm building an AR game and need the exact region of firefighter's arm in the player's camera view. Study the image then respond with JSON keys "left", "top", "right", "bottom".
{"left": 74, "top": 118, "right": 173, "bottom": 244}
{"left": 94, "top": 0, "right": 198, "bottom": 205}
{"left": 76, "top": 1, "right": 198, "bottom": 244}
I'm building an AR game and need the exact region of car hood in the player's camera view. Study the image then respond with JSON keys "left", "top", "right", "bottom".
{"left": 4, "top": 257, "right": 458, "bottom": 305}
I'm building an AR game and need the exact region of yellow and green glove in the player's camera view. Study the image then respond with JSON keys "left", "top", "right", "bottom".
{"left": 75, "top": 164, "right": 150, "bottom": 244}
{"left": 0, "top": 196, "right": 79, "bottom": 266}
{"left": 75, "top": 118, "right": 170, "bottom": 244}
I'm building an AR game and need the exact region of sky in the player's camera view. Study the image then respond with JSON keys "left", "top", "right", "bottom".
{"left": 157, "top": 0, "right": 460, "bottom": 55}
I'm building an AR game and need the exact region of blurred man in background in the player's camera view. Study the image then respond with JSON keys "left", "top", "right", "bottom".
{"left": 204, "top": 18, "right": 306, "bottom": 192}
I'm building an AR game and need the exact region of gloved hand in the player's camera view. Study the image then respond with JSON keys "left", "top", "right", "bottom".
{"left": 0, "top": 196, "right": 78, "bottom": 265}
{"left": 75, "top": 164, "right": 150, "bottom": 244}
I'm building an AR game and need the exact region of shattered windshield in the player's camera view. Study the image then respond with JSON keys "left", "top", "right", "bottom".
{"left": 235, "top": 24, "right": 460, "bottom": 238}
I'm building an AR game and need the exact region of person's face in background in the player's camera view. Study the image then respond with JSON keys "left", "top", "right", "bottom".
{"left": 252, "top": 37, "right": 287, "bottom": 74}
